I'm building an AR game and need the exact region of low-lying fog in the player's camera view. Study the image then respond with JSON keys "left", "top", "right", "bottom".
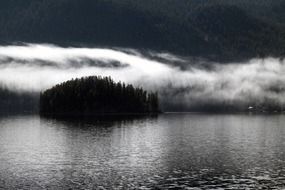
{"left": 1, "top": 44, "right": 285, "bottom": 111}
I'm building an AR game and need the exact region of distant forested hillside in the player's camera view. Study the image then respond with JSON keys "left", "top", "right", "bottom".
{"left": 0, "top": 87, "right": 39, "bottom": 114}
{"left": 0, "top": 0, "right": 285, "bottom": 61}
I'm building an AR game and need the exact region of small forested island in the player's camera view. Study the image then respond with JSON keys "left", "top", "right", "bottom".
{"left": 40, "top": 76, "right": 160, "bottom": 115}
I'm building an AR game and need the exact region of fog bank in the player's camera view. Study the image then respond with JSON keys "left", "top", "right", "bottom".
{"left": 1, "top": 44, "right": 285, "bottom": 111}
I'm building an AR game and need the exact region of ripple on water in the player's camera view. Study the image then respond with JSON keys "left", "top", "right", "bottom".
{"left": 0, "top": 114, "right": 285, "bottom": 189}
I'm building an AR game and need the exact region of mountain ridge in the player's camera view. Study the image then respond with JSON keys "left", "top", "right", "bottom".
{"left": 0, "top": 0, "right": 284, "bottom": 62}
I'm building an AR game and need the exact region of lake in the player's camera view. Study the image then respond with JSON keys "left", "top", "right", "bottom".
{"left": 0, "top": 113, "right": 284, "bottom": 189}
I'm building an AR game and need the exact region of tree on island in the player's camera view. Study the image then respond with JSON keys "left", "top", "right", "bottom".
{"left": 40, "top": 76, "right": 160, "bottom": 115}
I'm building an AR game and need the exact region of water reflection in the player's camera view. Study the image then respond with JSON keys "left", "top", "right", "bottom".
{"left": 40, "top": 114, "right": 158, "bottom": 128}
{"left": 0, "top": 114, "right": 285, "bottom": 189}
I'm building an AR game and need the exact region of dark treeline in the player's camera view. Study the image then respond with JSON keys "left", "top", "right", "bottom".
{"left": 161, "top": 98, "right": 285, "bottom": 113}
{"left": 187, "top": 102, "right": 285, "bottom": 113}
{"left": 40, "top": 76, "right": 160, "bottom": 115}
{"left": 0, "top": 87, "right": 39, "bottom": 114}
{"left": 0, "top": 0, "right": 285, "bottom": 61}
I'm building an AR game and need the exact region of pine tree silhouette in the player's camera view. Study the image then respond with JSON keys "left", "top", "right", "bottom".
{"left": 40, "top": 76, "right": 160, "bottom": 115}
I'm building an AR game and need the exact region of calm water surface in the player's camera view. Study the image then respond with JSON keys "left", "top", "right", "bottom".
{"left": 0, "top": 113, "right": 284, "bottom": 189}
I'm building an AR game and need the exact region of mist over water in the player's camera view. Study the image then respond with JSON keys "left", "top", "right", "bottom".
{"left": 1, "top": 44, "right": 285, "bottom": 111}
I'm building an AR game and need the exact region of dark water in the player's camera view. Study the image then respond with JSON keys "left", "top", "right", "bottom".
{"left": 0, "top": 114, "right": 285, "bottom": 189}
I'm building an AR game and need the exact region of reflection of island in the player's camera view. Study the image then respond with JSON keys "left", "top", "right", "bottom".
{"left": 41, "top": 114, "right": 158, "bottom": 129}
{"left": 40, "top": 76, "right": 160, "bottom": 116}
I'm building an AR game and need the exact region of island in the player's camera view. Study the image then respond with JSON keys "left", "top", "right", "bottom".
{"left": 40, "top": 76, "right": 160, "bottom": 116}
